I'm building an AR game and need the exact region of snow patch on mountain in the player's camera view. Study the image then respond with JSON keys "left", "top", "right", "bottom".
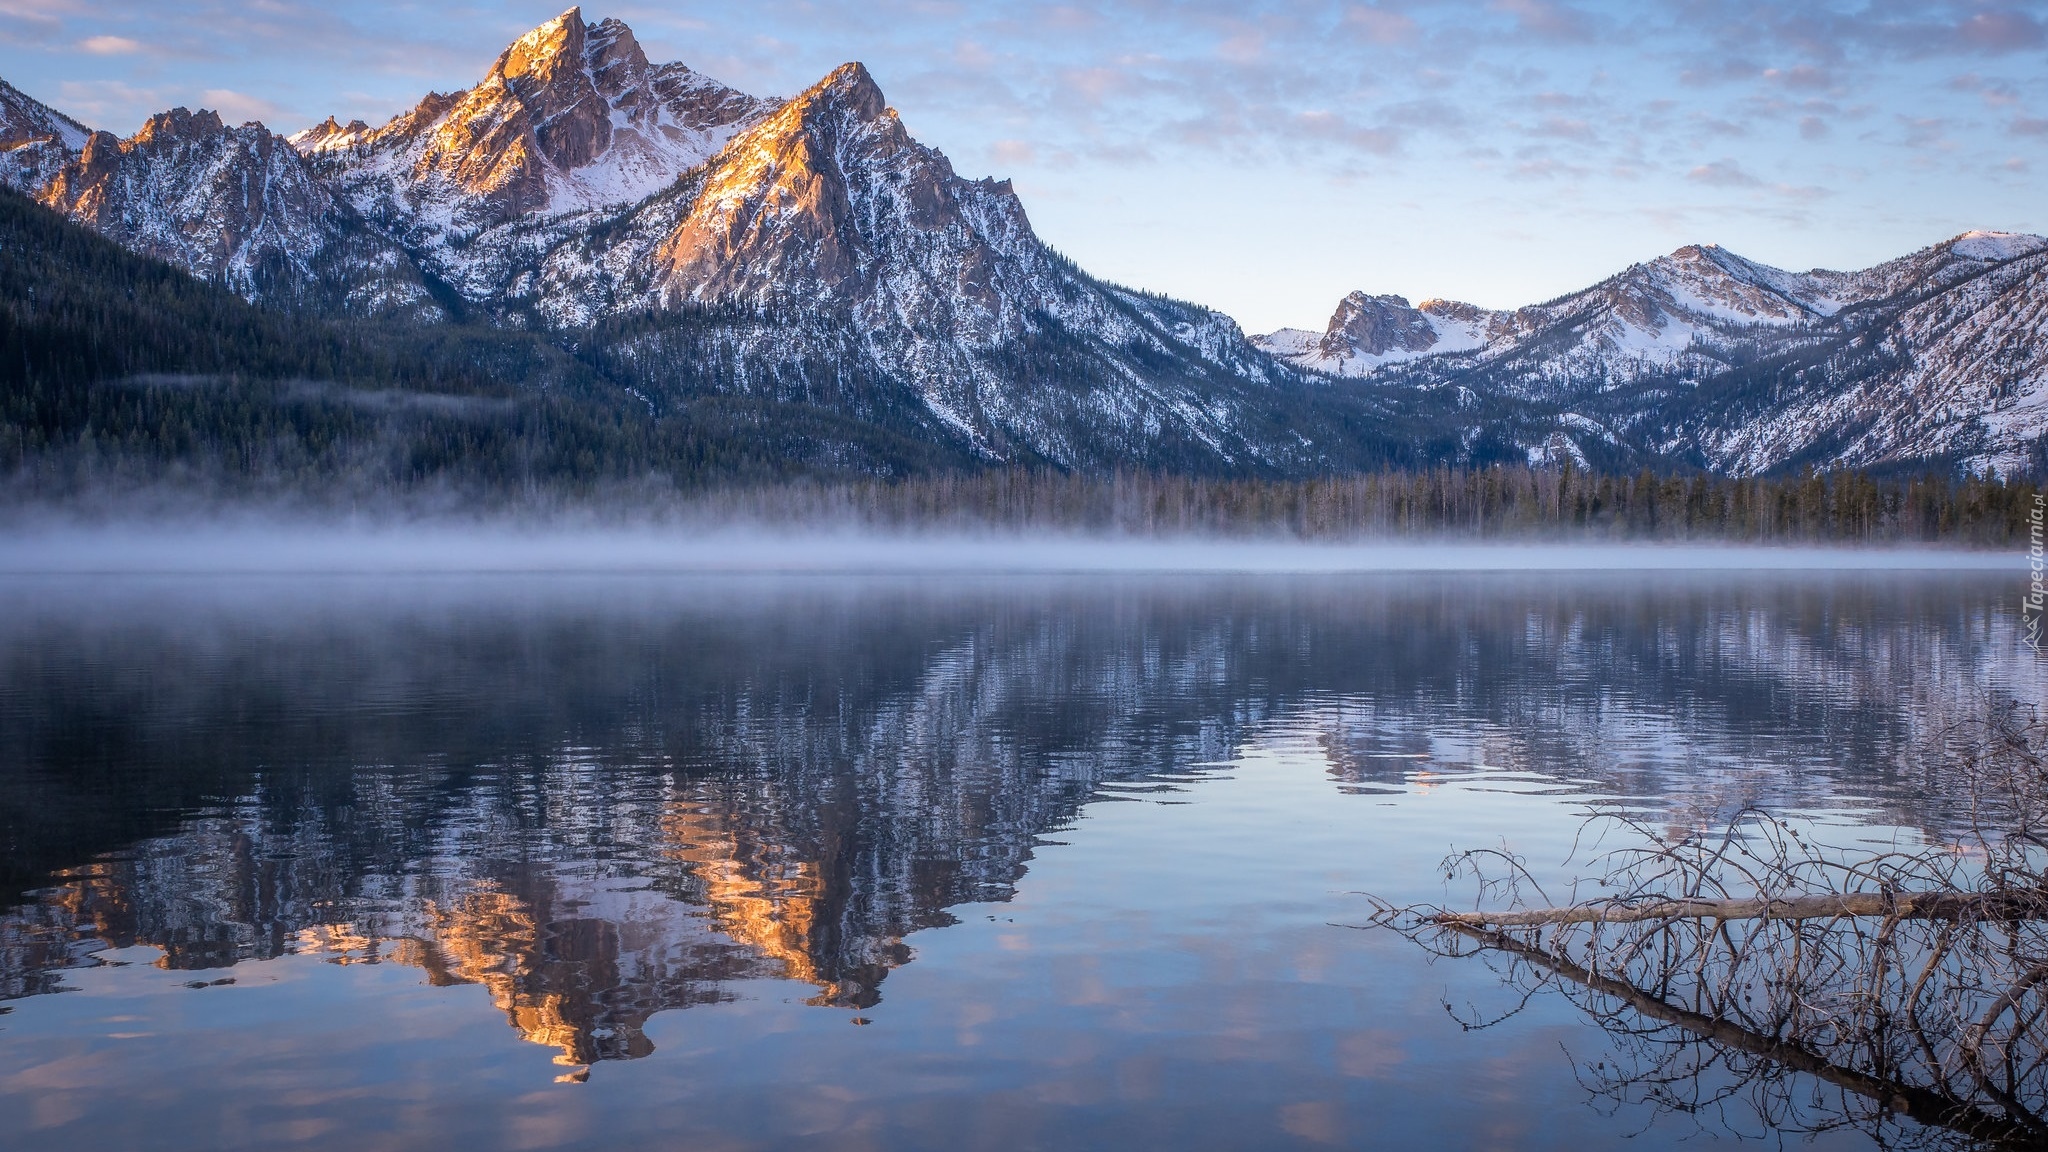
{"left": 0, "top": 78, "right": 91, "bottom": 194}
{"left": 1253, "top": 293, "right": 1497, "bottom": 376}
{"left": 37, "top": 108, "right": 438, "bottom": 318}
{"left": 526, "top": 60, "right": 1304, "bottom": 466}
{"left": 298, "top": 7, "right": 777, "bottom": 300}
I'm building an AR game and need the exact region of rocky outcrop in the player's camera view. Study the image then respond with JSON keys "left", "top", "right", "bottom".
{"left": 0, "top": 78, "right": 90, "bottom": 194}
{"left": 1321, "top": 293, "right": 1441, "bottom": 359}
{"left": 38, "top": 108, "right": 439, "bottom": 318}
{"left": 1257, "top": 292, "right": 1497, "bottom": 376}
{"left": 530, "top": 61, "right": 1320, "bottom": 469}
{"left": 299, "top": 6, "right": 779, "bottom": 296}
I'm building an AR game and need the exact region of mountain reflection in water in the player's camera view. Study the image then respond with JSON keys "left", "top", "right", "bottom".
{"left": 0, "top": 571, "right": 2040, "bottom": 1145}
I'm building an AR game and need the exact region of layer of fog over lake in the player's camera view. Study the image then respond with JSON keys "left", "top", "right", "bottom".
{"left": 0, "top": 561, "right": 2041, "bottom": 1149}
{"left": 0, "top": 518, "right": 2014, "bottom": 574}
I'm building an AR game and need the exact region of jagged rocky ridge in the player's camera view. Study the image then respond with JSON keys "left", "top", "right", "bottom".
{"left": 1259, "top": 235, "right": 2048, "bottom": 475}
{"left": 35, "top": 108, "right": 440, "bottom": 318}
{"left": 2, "top": 9, "right": 1398, "bottom": 474}
{"left": 1, "top": 8, "right": 2042, "bottom": 477}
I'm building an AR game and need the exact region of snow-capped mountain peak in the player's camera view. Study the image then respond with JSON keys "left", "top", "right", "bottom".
{"left": 34, "top": 105, "right": 439, "bottom": 319}
{"left": 3, "top": 14, "right": 2044, "bottom": 482}
{"left": 0, "top": 78, "right": 92, "bottom": 195}
{"left": 0, "top": 78, "right": 89, "bottom": 152}
{"left": 295, "top": 7, "right": 779, "bottom": 297}
{"left": 1948, "top": 230, "right": 2047, "bottom": 262}
{"left": 525, "top": 56, "right": 1308, "bottom": 467}
{"left": 287, "top": 116, "right": 374, "bottom": 152}
{"left": 652, "top": 61, "right": 902, "bottom": 303}
{"left": 1260, "top": 229, "right": 2048, "bottom": 476}
{"left": 1253, "top": 291, "right": 1496, "bottom": 376}
{"left": 1261, "top": 240, "right": 1866, "bottom": 384}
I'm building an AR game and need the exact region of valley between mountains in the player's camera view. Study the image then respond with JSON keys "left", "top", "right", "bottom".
{"left": 2, "top": 7, "right": 2043, "bottom": 482}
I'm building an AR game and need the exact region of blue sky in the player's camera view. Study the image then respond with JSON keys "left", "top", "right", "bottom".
{"left": 2, "top": 1, "right": 2045, "bottom": 331}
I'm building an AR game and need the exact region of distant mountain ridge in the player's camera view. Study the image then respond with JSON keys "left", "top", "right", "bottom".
{"left": 2, "top": 8, "right": 2043, "bottom": 479}
{"left": 1256, "top": 233, "right": 2048, "bottom": 475}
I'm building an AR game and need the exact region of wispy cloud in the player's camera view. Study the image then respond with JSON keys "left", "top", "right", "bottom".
{"left": 1688, "top": 158, "right": 1762, "bottom": 187}
{"left": 77, "top": 33, "right": 141, "bottom": 54}
{"left": 199, "top": 88, "right": 283, "bottom": 124}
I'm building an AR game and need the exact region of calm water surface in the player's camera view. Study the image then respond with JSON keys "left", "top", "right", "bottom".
{"left": 0, "top": 571, "right": 2041, "bottom": 1150}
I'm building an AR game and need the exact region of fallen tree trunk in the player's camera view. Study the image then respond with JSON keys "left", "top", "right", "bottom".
{"left": 1434, "top": 890, "right": 2048, "bottom": 928}
{"left": 1439, "top": 921, "right": 2048, "bottom": 1148}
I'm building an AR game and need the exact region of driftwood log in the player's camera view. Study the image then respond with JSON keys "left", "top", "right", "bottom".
{"left": 1432, "top": 890, "right": 2048, "bottom": 928}
{"left": 1438, "top": 921, "right": 2048, "bottom": 1148}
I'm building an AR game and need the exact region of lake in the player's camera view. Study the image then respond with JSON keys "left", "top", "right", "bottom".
{"left": 0, "top": 567, "right": 2040, "bottom": 1150}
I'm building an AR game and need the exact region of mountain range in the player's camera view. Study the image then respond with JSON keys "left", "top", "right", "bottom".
{"left": 1255, "top": 233, "right": 2048, "bottom": 476}
{"left": 2, "top": 7, "right": 2043, "bottom": 482}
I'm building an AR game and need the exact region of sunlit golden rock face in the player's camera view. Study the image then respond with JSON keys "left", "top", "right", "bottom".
{"left": 497, "top": 9, "right": 609, "bottom": 174}
{"left": 391, "top": 8, "right": 611, "bottom": 218}
{"left": 650, "top": 61, "right": 1003, "bottom": 314}
{"left": 300, "top": 6, "right": 777, "bottom": 270}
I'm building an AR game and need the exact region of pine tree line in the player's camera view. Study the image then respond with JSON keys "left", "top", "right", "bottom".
{"left": 698, "top": 466, "right": 2041, "bottom": 545}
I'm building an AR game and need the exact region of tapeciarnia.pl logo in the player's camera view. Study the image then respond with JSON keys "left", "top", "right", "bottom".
{"left": 2028, "top": 492, "right": 2045, "bottom": 654}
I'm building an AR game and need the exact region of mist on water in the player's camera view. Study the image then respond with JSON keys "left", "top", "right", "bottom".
{"left": 0, "top": 514, "right": 2009, "bottom": 575}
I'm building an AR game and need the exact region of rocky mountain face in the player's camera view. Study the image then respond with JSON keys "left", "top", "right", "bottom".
{"left": 0, "top": 78, "right": 90, "bottom": 194}
{"left": 1256, "top": 292, "right": 1491, "bottom": 376}
{"left": 292, "top": 9, "right": 778, "bottom": 301}
{"left": 530, "top": 62, "right": 1321, "bottom": 468}
{"left": 1260, "top": 234, "right": 2048, "bottom": 475}
{"left": 1654, "top": 234, "right": 2048, "bottom": 475}
{"left": 0, "top": 9, "right": 1359, "bottom": 473}
{"left": 2, "top": 8, "right": 2041, "bottom": 479}
{"left": 35, "top": 108, "right": 438, "bottom": 317}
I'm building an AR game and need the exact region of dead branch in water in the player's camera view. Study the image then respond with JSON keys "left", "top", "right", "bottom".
{"left": 1440, "top": 920, "right": 2048, "bottom": 1148}
{"left": 1435, "top": 889, "right": 2048, "bottom": 928}
{"left": 1368, "top": 698, "right": 2048, "bottom": 1150}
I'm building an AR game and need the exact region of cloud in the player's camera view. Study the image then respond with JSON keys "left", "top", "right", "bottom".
{"left": 78, "top": 33, "right": 141, "bottom": 54}
{"left": 1530, "top": 115, "right": 1594, "bottom": 140}
{"left": 54, "top": 78, "right": 165, "bottom": 127}
{"left": 0, "top": 0, "right": 70, "bottom": 37}
{"left": 1770, "top": 182, "right": 1831, "bottom": 202}
{"left": 1949, "top": 71, "right": 2022, "bottom": 107}
{"left": 1490, "top": 0, "right": 1597, "bottom": 43}
{"left": 1688, "top": 158, "right": 1762, "bottom": 187}
{"left": 1761, "top": 64, "right": 1831, "bottom": 90}
{"left": 2013, "top": 116, "right": 2048, "bottom": 136}
{"left": 1799, "top": 114, "right": 1829, "bottom": 140}
{"left": 1678, "top": 56, "right": 1760, "bottom": 87}
{"left": 1291, "top": 109, "right": 1400, "bottom": 154}
{"left": 1899, "top": 115, "right": 1950, "bottom": 149}
{"left": 199, "top": 88, "right": 284, "bottom": 125}
{"left": 1954, "top": 8, "right": 2046, "bottom": 52}
{"left": 1380, "top": 99, "right": 1464, "bottom": 131}
{"left": 989, "top": 138, "right": 1036, "bottom": 165}
{"left": 1342, "top": 4, "right": 1417, "bottom": 44}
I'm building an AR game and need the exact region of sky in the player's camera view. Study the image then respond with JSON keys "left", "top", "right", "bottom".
{"left": 1, "top": 1, "right": 2045, "bottom": 333}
